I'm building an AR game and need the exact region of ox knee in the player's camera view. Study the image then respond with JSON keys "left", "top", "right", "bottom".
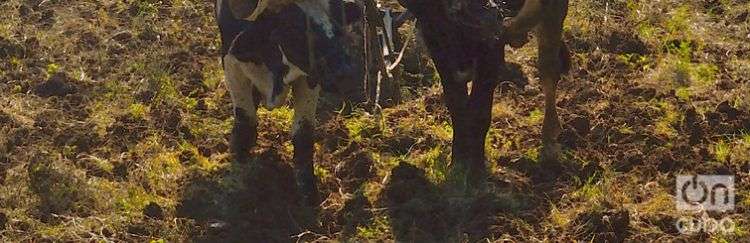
{"left": 538, "top": 43, "right": 564, "bottom": 83}
{"left": 537, "top": 39, "right": 564, "bottom": 144}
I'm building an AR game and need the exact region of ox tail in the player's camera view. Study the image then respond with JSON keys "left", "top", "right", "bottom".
{"left": 559, "top": 41, "right": 571, "bottom": 75}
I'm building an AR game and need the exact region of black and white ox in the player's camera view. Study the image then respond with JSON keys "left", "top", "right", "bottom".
{"left": 216, "top": 0, "right": 362, "bottom": 204}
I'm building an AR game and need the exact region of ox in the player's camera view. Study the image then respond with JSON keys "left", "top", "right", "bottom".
{"left": 396, "top": 0, "right": 571, "bottom": 188}
{"left": 216, "top": 0, "right": 362, "bottom": 204}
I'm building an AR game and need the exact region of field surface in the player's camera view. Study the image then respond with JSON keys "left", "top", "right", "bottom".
{"left": 1, "top": 0, "right": 750, "bottom": 242}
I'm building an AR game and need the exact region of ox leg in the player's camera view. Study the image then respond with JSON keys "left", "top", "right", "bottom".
{"left": 440, "top": 71, "right": 476, "bottom": 192}
{"left": 292, "top": 79, "right": 321, "bottom": 206}
{"left": 537, "top": 16, "right": 566, "bottom": 164}
{"left": 464, "top": 49, "right": 501, "bottom": 187}
{"left": 224, "top": 58, "right": 258, "bottom": 163}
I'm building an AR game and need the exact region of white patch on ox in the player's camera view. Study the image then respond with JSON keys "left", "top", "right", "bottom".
{"left": 223, "top": 54, "right": 285, "bottom": 109}
{"left": 280, "top": 45, "right": 319, "bottom": 136}
{"left": 223, "top": 49, "right": 319, "bottom": 138}
{"left": 222, "top": 54, "right": 258, "bottom": 125}
{"left": 222, "top": 46, "right": 310, "bottom": 111}
{"left": 280, "top": 46, "right": 307, "bottom": 83}
{"left": 295, "top": 0, "right": 334, "bottom": 38}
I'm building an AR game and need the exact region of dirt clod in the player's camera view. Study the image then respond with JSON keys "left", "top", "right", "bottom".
{"left": 127, "top": 223, "right": 149, "bottom": 236}
{"left": 652, "top": 149, "right": 678, "bottom": 173}
{"left": 150, "top": 103, "right": 183, "bottom": 136}
{"left": 143, "top": 202, "right": 164, "bottom": 220}
{"left": 716, "top": 101, "right": 739, "bottom": 120}
{"left": 574, "top": 209, "right": 631, "bottom": 243}
{"left": 54, "top": 125, "right": 101, "bottom": 154}
{"left": 0, "top": 212, "right": 6, "bottom": 230}
{"left": 579, "top": 161, "right": 604, "bottom": 180}
{"left": 0, "top": 111, "right": 14, "bottom": 126}
{"left": 106, "top": 114, "right": 148, "bottom": 149}
{"left": 706, "top": 111, "right": 722, "bottom": 127}
{"left": 559, "top": 128, "right": 579, "bottom": 148}
{"left": 112, "top": 160, "right": 130, "bottom": 181}
{"left": 0, "top": 155, "right": 8, "bottom": 184}
{"left": 570, "top": 116, "right": 591, "bottom": 136}
{"left": 614, "top": 151, "right": 643, "bottom": 172}
{"left": 335, "top": 152, "right": 374, "bottom": 190}
{"left": 34, "top": 72, "right": 77, "bottom": 98}
{"left": 684, "top": 108, "right": 705, "bottom": 145}
{"left": 0, "top": 37, "right": 24, "bottom": 59}
{"left": 627, "top": 87, "right": 657, "bottom": 100}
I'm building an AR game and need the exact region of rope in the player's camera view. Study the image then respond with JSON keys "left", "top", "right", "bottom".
{"left": 388, "top": 37, "right": 409, "bottom": 71}
{"left": 363, "top": 0, "right": 370, "bottom": 102}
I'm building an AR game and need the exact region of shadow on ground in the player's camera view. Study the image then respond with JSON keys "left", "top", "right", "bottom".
{"left": 176, "top": 148, "right": 318, "bottom": 242}
{"left": 382, "top": 162, "right": 538, "bottom": 241}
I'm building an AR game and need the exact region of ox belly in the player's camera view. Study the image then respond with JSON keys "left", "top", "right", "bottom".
{"left": 223, "top": 46, "right": 308, "bottom": 110}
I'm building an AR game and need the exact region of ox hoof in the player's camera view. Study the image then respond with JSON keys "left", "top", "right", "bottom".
{"left": 537, "top": 143, "right": 563, "bottom": 182}
{"left": 540, "top": 142, "right": 562, "bottom": 164}
{"left": 295, "top": 168, "right": 320, "bottom": 206}
{"left": 230, "top": 145, "right": 249, "bottom": 163}
{"left": 466, "top": 165, "right": 488, "bottom": 191}
{"left": 231, "top": 121, "right": 256, "bottom": 163}
{"left": 446, "top": 162, "right": 488, "bottom": 196}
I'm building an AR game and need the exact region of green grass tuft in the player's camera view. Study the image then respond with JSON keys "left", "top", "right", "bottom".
{"left": 714, "top": 140, "right": 731, "bottom": 163}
